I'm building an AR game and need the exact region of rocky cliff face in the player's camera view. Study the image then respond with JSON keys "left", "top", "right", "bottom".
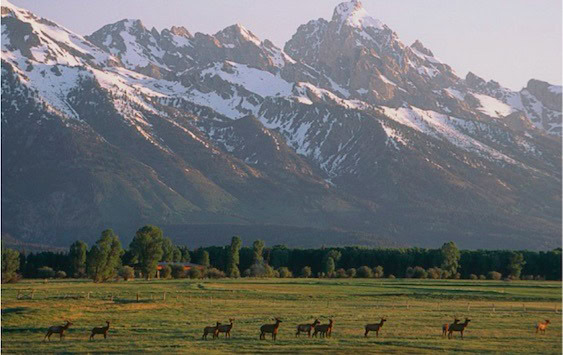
{"left": 1, "top": 0, "right": 561, "bottom": 249}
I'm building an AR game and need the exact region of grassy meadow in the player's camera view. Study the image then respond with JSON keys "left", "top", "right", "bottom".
{"left": 1, "top": 278, "right": 561, "bottom": 353}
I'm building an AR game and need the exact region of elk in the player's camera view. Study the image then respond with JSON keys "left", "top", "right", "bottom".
{"left": 535, "top": 320, "right": 550, "bottom": 334}
{"left": 202, "top": 322, "right": 221, "bottom": 340}
{"left": 447, "top": 318, "right": 471, "bottom": 339}
{"left": 313, "top": 319, "right": 334, "bottom": 338}
{"left": 442, "top": 318, "right": 460, "bottom": 336}
{"left": 259, "top": 318, "right": 282, "bottom": 340}
{"left": 90, "top": 321, "right": 110, "bottom": 340}
{"left": 43, "top": 320, "right": 73, "bottom": 342}
{"left": 296, "top": 319, "right": 320, "bottom": 337}
{"left": 364, "top": 318, "right": 387, "bottom": 337}
{"left": 217, "top": 318, "right": 235, "bottom": 338}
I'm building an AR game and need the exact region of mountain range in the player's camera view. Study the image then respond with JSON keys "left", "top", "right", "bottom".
{"left": 1, "top": 0, "right": 561, "bottom": 249}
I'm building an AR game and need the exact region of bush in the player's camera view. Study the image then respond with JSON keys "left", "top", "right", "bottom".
{"left": 388, "top": 274, "right": 396, "bottom": 279}
{"left": 534, "top": 275, "right": 545, "bottom": 281}
{"left": 357, "top": 266, "right": 373, "bottom": 278}
{"left": 427, "top": 267, "right": 442, "bottom": 279}
{"left": 170, "top": 264, "right": 185, "bottom": 279}
{"left": 412, "top": 266, "right": 428, "bottom": 279}
{"left": 405, "top": 267, "right": 414, "bottom": 278}
{"left": 245, "top": 263, "right": 275, "bottom": 278}
{"left": 278, "top": 267, "right": 293, "bottom": 278}
{"left": 373, "top": 266, "right": 384, "bottom": 278}
{"left": 522, "top": 274, "right": 534, "bottom": 280}
{"left": 55, "top": 271, "right": 67, "bottom": 279}
{"left": 119, "top": 266, "right": 135, "bottom": 281}
{"left": 37, "top": 266, "right": 55, "bottom": 279}
{"left": 335, "top": 268, "right": 347, "bottom": 278}
{"left": 301, "top": 266, "right": 312, "bottom": 278}
{"left": 487, "top": 271, "right": 502, "bottom": 280}
{"left": 187, "top": 267, "right": 202, "bottom": 279}
{"left": 161, "top": 265, "right": 172, "bottom": 279}
{"left": 469, "top": 274, "right": 478, "bottom": 280}
{"left": 206, "top": 268, "right": 225, "bottom": 279}
{"left": 479, "top": 274, "right": 486, "bottom": 280}
{"left": 346, "top": 268, "right": 357, "bottom": 278}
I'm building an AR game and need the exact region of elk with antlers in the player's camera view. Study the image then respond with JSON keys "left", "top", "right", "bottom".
{"left": 447, "top": 318, "right": 471, "bottom": 339}
{"left": 217, "top": 318, "right": 235, "bottom": 338}
{"left": 364, "top": 318, "right": 387, "bottom": 338}
{"left": 43, "top": 320, "right": 73, "bottom": 342}
{"left": 442, "top": 318, "right": 460, "bottom": 336}
{"left": 296, "top": 319, "right": 320, "bottom": 337}
{"left": 259, "top": 318, "right": 282, "bottom": 340}
{"left": 313, "top": 319, "right": 334, "bottom": 338}
{"left": 89, "top": 320, "right": 110, "bottom": 340}
{"left": 535, "top": 320, "right": 550, "bottom": 334}
{"left": 202, "top": 322, "right": 221, "bottom": 340}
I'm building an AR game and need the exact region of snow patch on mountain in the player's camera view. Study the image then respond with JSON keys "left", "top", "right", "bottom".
{"left": 472, "top": 93, "right": 516, "bottom": 118}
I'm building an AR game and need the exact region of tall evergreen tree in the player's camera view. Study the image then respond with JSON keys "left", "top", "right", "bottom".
{"left": 69, "top": 240, "right": 87, "bottom": 277}
{"left": 226, "top": 236, "right": 242, "bottom": 278}
{"left": 87, "top": 230, "right": 123, "bottom": 282}
{"left": 129, "top": 225, "right": 165, "bottom": 279}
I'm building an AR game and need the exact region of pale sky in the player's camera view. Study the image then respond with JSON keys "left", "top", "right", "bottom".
{"left": 11, "top": 0, "right": 562, "bottom": 90}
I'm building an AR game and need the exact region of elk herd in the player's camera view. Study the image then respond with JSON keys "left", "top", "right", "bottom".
{"left": 42, "top": 316, "right": 552, "bottom": 343}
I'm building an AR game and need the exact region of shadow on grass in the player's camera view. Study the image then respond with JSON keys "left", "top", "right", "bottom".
{"left": 1, "top": 307, "right": 32, "bottom": 316}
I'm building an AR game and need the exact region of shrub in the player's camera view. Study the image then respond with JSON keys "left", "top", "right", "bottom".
{"left": 206, "top": 267, "right": 225, "bottom": 279}
{"left": 187, "top": 267, "right": 202, "bottom": 279}
{"left": 388, "top": 274, "right": 396, "bottom": 279}
{"left": 245, "top": 263, "right": 275, "bottom": 277}
{"left": 479, "top": 274, "right": 486, "bottom": 280}
{"left": 412, "top": 266, "right": 428, "bottom": 279}
{"left": 119, "top": 266, "right": 135, "bottom": 281}
{"left": 487, "top": 271, "right": 502, "bottom": 280}
{"left": 405, "top": 267, "right": 414, "bottom": 278}
{"left": 357, "top": 266, "right": 373, "bottom": 278}
{"left": 55, "top": 271, "right": 67, "bottom": 279}
{"left": 346, "top": 268, "right": 357, "bottom": 278}
{"left": 335, "top": 268, "right": 347, "bottom": 278}
{"left": 278, "top": 267, "right": 293, "bottom": 278}
{"left": 37, "top": 266, "right": 55, "bottom": 279}
{"left": 161, "top": 265, "right": 172, "bottom": 279}
{"left": 170, "top": 264, "right": 185, "bottom": 279}
{"left": 534, "top": 275, "right": 545, "bottom": 281}
{"left": 301, "top": 266, "right": 312, "bottom": 278}
{"left": 469, "top": 274, "right": 478, "bottom": 280}
{"left": 427, "top": 267, "right": 442, "bottom": 279}
{"left": 373, "top": 266, "right": 384, "bottom": 278}
{"left": 522, "top": 274, "right": 534, "bottom": 280}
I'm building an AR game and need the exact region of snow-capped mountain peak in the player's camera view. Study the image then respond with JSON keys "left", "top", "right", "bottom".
{"left": 332, "top": 0, "right": 385, "bottom": 31}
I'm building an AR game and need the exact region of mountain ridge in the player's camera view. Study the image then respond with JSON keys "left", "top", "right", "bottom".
{"left": 1, "top": 0, "right": 561, "bottom": 250}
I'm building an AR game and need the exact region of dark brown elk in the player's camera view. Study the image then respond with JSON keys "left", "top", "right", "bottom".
{"left": 202, "top": 322, "right": 221, "bottom": 340}
{"left": 217, "top": 318, "right": 235, "bottom": 338}
{"left": 313, "top": 319, "right": 333, "bottom": 338}
{"left": 442, "top": 318, "right": 460, "bottom": 336}
{"left": 364, "top": 318, "right": 387, "bottom": 337}
{"left": 296, "top": 319, "right": 320, "bottom": 337}
{"left": 448, "top": 318, "right": 471, "bottom": 339}
{"left": 90, "top": 321, "right": 110, "bottom": 340}
{"left": 259, "top": 318, "right": 282, "bottom": 340}
{"left": 535, "top": 320, "right": 550, "bottom": 334}
{"left": 43, "top": 320, "right": 72, "bottom": 342}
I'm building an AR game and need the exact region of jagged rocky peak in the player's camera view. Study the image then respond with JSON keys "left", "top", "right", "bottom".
{"left": 332, "top": 0, "right": 384, "bottom": 30}
{"left": 411, "top": 40, "right": 434, "bottom": 57}
{"left": 215, "top": 23, "right": 262, "bottom": 47}
{"left": 169, "top": 25, "right": 192, "bottom": 38}
{"left": 525, "top": 79, "right": 562, "bottom": 112}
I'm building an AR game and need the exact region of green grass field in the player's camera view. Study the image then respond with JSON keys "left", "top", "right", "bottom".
{"left": 1, "top": 278, "right": 561, "bottom": 353}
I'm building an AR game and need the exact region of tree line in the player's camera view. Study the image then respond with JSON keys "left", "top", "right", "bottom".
{"left": 2, "top": 225, "right": 561, "bottom": 283}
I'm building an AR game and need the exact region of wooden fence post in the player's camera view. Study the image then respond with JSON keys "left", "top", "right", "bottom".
{"left": 163, "top": 292, "right": 166, "bottom": 301}
{"left": 137, "top": 292, "right": 140, "bottom": 302}
{"left": 492, "top": 303, "right": 495, "bottom": 312}
{"left": 31, "top": 289, "right": 35, "bottom": 300}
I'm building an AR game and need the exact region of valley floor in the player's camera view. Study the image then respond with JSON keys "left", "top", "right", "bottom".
{"left": 1, "top": 278, "right": 561, "bottom": 353}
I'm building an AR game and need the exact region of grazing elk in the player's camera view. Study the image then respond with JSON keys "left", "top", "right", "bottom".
{"left": 442, "top": 318, "right": 460, "bottom": 336}
{"left": 259, "top": 318, "right": 282, "bottom": 341}
{"left": 202, "top": 322, "right": 221, "bottom": 340}
{"left": 364, "top": 318, "right": 387, "bottom": 338}
{"left": 90, "top": 321, "right": 110, "bottom": 340}
{"left": 217, "top": 318, "right": 235, "bottom": 338}
{"left": 535, "top": 320, "right": 550, "bottom": 334}
{"left": 296, "top": 319, "right": 320, "bottom": 337}
{"left": 43, "top": 320, "right": 73, "bottom": 342}
{"left": 447, "top": 318, "right": 471, "bottom": 339}
{"left": 313, "top": 319, "right": 334, "bottom": 338}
